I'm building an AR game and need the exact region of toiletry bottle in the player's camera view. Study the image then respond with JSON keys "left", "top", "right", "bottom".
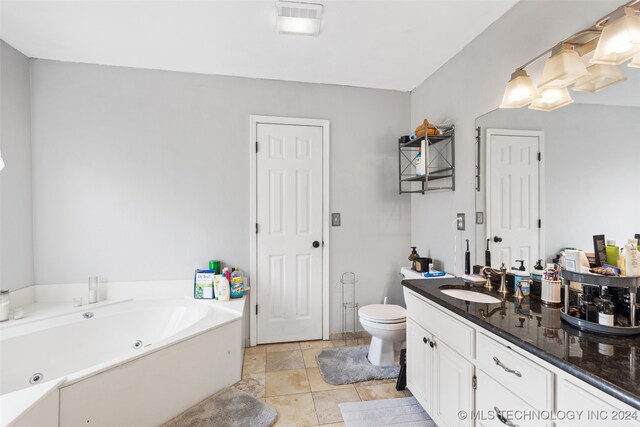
{"left": 230, "top": 267, "right": 244, "bottom": 298}
{"left": 597, "top": 293, "right": 615, "bottom": 326}
{"left": 532, "top": 259, "right": 544, "bottom": 280}
{"left": 623, "top": 239, "right": 640, "bottom": 276}
{"left": 581, "top": 289, "right": 598, "bottom": 322}
{"left": 512, "top": 260, "right": 529, "bottom": 293}
{"left": 0, "top": 290, "right": 10, "bottom": 322}
{"left": 618, "top": 248, "right": 627, "bottom": 276}
{"left": 217, "top": 276, "right": 230, "bottom": 301}
{"left": 408, "top": 247, "right": 419, "bottom": 270}
{"left": 606, "top": 240, "right": 619, "bottom": 266}
{"left": 415, "top": 151, "right": 422, "bottom": 176}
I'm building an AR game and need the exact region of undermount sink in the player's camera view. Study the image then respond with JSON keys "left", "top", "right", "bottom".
{"left": 438, "top": 286, "right": 502, "bottom": 304}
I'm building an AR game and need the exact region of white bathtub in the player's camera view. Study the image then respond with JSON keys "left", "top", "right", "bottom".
{"left": 0, "top": 297, "right": 245, "bottom": 427}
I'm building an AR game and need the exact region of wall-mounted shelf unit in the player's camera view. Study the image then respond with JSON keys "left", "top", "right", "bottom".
{"left": 398, "top": 124, "right": 455, "bottom": 195}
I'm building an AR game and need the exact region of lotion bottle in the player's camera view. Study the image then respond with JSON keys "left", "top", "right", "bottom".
{"left": 217, "top": 276, "right": 231, "bottom": 301}
{"left": 623, "top": 239, "right": 640, "bottom": 276}
{"left": 605, "top": 240, "right": 619, "bottom": 266}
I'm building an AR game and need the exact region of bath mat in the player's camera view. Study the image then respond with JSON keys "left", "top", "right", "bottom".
{"left": 162, "top": 387, "right": 276, "bottom": 427}
{"left": 316, "top": 345, "right": 400, "bottom": 385}
{"left": 339, "top": 396, "right": 436, "bottom": 427}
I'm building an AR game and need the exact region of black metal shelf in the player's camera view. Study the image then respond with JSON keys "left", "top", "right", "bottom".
{"left": 398, "top": 125, "right": 455, "bottom": 195}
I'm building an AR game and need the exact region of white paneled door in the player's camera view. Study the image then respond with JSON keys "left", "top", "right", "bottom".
{"left": 487, "top": 129, "right": 543, "bottom": 270}
{"left": 256, "top": 123, "right": 324, "bottom": 344}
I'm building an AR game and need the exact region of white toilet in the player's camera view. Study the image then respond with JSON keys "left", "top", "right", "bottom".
{"left": 358, "top": 303, "right": 406, "bottom": 366}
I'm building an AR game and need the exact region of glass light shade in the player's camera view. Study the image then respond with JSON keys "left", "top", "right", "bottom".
{"left": 572, "top": 63, "right": 626, "bottom": 92}
{"left": 539, "top": 46, "right": 590, "bottom": 88}
{"left": 277, "top": 16, "right": 320, "bottom": 35}
{"left": 591, "top": 8, "right": 640, "bottom": 65}
{"left": 629, "top": 54, "right": 640, "bottom": 68}
{"left": 499, "top": 69, "right": 539, "bottom": 108}
{"left": 529, "top": 87, "right": 573, "bottom": 112}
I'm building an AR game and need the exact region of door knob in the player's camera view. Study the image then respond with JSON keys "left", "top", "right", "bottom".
{"left": 493, "top": 236, "right": 503, "bottom": 243}
{"left": 313, "top": 241, "right": 320, "bottom": 248}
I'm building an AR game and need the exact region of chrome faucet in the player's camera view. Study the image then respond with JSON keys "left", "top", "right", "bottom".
{"left": 480, "top": 263, "right": 508, "bottom": 294}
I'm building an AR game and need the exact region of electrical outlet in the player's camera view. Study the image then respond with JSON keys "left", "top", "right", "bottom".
{"left": 476, "top": 212, "right": 484, "bottom": 224}
{"left": 332, "top": 213, "right": 341, "bottom": 227}
{"left": 456, "top": 213, "right": 465, "bottom": 231}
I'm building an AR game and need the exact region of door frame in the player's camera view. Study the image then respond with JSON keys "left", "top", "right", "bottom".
{"left": 485, "top": 128, "right": 545, "bottom": 265}
{"left": 249, "top": 115, "right": 330, "bottom": 346}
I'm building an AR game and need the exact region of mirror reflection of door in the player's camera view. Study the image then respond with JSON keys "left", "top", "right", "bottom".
{"left": 486, "top": 129, "right": 543, "bottom": 269}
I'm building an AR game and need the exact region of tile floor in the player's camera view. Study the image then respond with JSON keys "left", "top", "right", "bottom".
{"left": 232, "top": 338, "right": 411, "bottom": 427}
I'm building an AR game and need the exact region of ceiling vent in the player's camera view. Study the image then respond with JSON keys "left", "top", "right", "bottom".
{"left": 276, "top": 1, "right": 323, "bottom": 36}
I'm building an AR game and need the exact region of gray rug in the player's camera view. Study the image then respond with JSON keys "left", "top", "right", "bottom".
{"left": 316, "top": 345, "right": 400, "bottom": 385}
{"left": 340, "top": 397, "right": 436, "bottom": 427}
{"left": 162, "top": 387, "right": 276, "bottom": 427}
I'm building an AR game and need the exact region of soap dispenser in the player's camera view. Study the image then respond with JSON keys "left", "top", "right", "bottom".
{"left": 408, "top": 247, "right": 420, "bottom": 271}
{"left": 512, "top": 260, "right": 530, "bottom": 295}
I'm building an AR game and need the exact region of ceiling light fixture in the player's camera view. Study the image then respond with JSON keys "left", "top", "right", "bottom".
{"left": 539, "top": 44, "right": 590, "bottom": 88}
{"left": 529, "top": 87, "right": 573, "bottom": 111}
{"left": 499, "top": 69, "right": 540, "bottom": 108}
{"left": 498, "top": 0, "right": 640, "bottom": 111}
{"left": 276, "top": 1, "right": 323, "bottom": 36}
{"left": 591, "top": 6, "right": 640, "bottom": 65}
{"left": 572, "top": 63, "right": 626, "bottom": 92}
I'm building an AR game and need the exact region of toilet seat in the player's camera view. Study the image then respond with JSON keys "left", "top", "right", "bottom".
{"left": 359, "top": 317, "right": 406, "bottom": 331}
{"left": 358, "top": 304, "right": 406, "bottom": 324}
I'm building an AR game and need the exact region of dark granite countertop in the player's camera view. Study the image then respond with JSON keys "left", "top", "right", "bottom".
{"left": 402, "top": 277, "right": 640, "bottom": 410}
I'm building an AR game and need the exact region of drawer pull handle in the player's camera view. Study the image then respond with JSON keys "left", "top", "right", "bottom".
{"left": 494, "top": 406, "right": 518, "bottom": 427}
{"left": 423, "top": 337, "right": 428, "bottom": 344}
{"left": 493, "top": 356, "right": 522, "bottom": 377}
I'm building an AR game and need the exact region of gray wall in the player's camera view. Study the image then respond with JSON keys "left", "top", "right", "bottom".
{"left": 0, "top": 40, "right": 33, "bottom": 291}
{"left": 29, "top": 60, "right": 411, "bottom": 332}
{"left": 475, "top": 104, "right": 640, "bottom": 263}
{"left": 409, "top": 0, "right": 626, "bottom": 275}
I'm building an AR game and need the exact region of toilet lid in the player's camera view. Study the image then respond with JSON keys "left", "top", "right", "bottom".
{"left": 359, "top": 304, "right": 406, "bottom": 323}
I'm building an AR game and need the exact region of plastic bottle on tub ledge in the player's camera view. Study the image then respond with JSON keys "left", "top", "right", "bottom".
{"left": 217, "top": 275, "right": 230, "bottom": 301}
{"left": 230, "top": 267, "right": 245, "bottom": 298}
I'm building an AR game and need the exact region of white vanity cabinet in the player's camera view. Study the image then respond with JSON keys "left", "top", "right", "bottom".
{"left": 403, "top": 287, "right": 640, "bottom": 427}
{"left": 406, "top": 290, "right": 474, "bottom": 427}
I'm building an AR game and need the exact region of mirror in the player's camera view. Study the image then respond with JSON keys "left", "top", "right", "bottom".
{"left": 474, "top": 66, "right": 640, "bottom": 269}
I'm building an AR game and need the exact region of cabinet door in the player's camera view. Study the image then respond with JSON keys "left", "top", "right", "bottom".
{"left": 406, "top": 319, "right": 434, "bottom": 412}
{"left": 476, "top": 369, "right": 553, "bottom": 427}
{"left": 433, "top": 338, "right": 474, "bottom": 427}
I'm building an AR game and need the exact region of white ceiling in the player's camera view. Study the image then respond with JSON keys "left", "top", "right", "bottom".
{"left": 0, "top": 0, "right": 518, "bottom": 91}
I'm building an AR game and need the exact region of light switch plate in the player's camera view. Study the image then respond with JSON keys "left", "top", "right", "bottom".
{"left": 332, "top": 213, "right": 341, "bottom": 227}
{"left": 476, "top": 212, "right": 484, "bottom": 224}
{"left": 456, "top": 213, "right": 465, "bottom": 230}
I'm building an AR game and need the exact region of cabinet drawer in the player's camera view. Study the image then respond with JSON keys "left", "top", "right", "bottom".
{"left": 476, "top": 369, "right": 553, "bottom": 427}
{"left": 477, "top": 332, "right": 553, "bottom": 410}
{"left": 405, "top": 290, "right": 474, "bottom": 359}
